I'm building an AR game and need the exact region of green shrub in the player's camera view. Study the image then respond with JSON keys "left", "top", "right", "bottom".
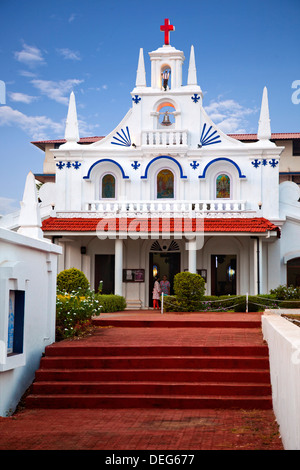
{"left": 57, "top": 268, "right": 90, "bottom": 294}
{"left": 270, "top": 284, "right": 300, "bottom": 300}
{"left": 173, "top": 272, "right": 206, "bottom": 311}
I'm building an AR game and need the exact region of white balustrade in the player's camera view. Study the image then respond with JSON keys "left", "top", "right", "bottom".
{"left": 82, "top": 200, "right": 254, "bottom": 218}
{"left": 142, "top": 130, "right": 188, "bottom": 147}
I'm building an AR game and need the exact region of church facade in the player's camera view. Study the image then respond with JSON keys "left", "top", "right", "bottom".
{"left": 10, "top": 20, "right": 300, "bottom": 308}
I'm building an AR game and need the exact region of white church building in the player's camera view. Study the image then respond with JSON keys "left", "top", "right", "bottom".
{"left": 3, "top": 19, "right": 300, "bottom": 309}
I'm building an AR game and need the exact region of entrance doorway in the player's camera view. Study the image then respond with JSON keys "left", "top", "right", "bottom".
{"left": 211, "top": 254, "right": 237, "bottom": 296}
{"left": 95, "top": 254, "right": 115, "bottom": 294}
{"left": 149, "top": 251, "right": 181, "bottom": 306}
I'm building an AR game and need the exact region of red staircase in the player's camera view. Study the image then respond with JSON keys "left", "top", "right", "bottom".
{"left": 25, "top": 314, "right": 273, "bottom": 410}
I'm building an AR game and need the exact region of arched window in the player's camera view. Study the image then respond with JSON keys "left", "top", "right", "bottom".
{"left": 216, "top": 174, "right": 230, "bottom": 199}
{"left": 287, "top": 257, "right": 300, "bottom": 287}
{"left": 157, "top": 169, "right": 174, "bottom": 199}
{"left": 101, "top": 174, "right": 115, "bottom": 199}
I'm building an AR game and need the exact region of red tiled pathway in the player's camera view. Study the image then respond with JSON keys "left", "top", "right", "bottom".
{"left": 0, "top": 312, "right": 283, "bottom": 450}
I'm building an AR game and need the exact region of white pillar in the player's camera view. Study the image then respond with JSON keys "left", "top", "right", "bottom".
{"left": 187, "top": 237, "right": 197, "bottom": 273}
{"left": 115, "top": 239, "right": 123, "bottom": 296}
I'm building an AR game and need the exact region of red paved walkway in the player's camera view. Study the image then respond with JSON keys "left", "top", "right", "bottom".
{"left": 0, "top": 312, "right": 283, "bottom": 450}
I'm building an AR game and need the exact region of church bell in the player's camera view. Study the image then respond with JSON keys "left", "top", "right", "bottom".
{"left": 161, "top": 112, "right": 172, "bottom": 126}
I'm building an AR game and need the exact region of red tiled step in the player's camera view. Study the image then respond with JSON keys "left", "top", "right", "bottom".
{"left": 38, "top": 355, "right": 270, "bottom": 370}
{"left": 92, "top": 319, "right": 261, "bottom": 328}
{"left": 44, "top": 345, "right": 269, "bottom": 357}
{"left": 35, "top": 368, "right": 270, "bottom": 384}
{"left": 25, "top": 394, "right": 273, "bottom": 410}
{"left": 31, "top": 381, "right": 271, "bottom": 397}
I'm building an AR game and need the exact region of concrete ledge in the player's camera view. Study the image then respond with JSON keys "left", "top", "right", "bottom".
{"left": 262, "top": 312, "right": 300, "bottom": 450}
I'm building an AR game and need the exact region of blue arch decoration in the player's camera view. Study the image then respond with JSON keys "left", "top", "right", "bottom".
{"left": 198, "top": 158, "right": 246, "bottom": 179}
{"left": 83, "top": 159, "right": 129, "bottom": 180}
{"left": 141, "top": 156, "right": 187, "bottom": 179}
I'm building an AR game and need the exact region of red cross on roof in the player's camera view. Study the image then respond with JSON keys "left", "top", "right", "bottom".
{"left": 160, "top": 18, "right": 175, "bottom": 45}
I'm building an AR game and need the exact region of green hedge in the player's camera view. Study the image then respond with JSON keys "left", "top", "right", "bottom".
{"left": 94, "top": 294, "right": 126, "bottom": 313}
{"left": 163, "top": 293, "right": 300, "bottom": 313}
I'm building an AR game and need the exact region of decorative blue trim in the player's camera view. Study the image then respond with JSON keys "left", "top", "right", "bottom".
{"left": 200, "top": 123, "right": 221, "bottom": 146}
{"left": 83, "top": 159, "right": 129, "bottom": 179}
{"left": 198, "top": 158, "right": 246, "bottom": 179}
{"left": 251, "top": 158, "right": 279, "bottom": 169}
{"left": 252, "top": 159, "right": 261, "bottom": 169}
{"left": 141, "top": 156, "right": 187, "bottom": 179}
{"left": 190, "top": 161, "right": 199, "bottom": 170}
{"left": 72, "top": 161, "right": 81, "bottom": 170}
{"left": 131, "top": 161, "right": 140, "bottom": 170}
{"left": 66, "top": 161, "right": 72, "bottom": 168}
{"left": 269, "top": 158, "right": 279, "bottom": 168}
{"left": 191, "top": 93, "right": 201, "bottom": 103}
{"left": 132, "top": 95, "right": 141, "bottom": 104}
{"left": 56, "top": 161, "right": 65, "bottom": 170}
{"left": 111, "top": 126, "right": 131, "bottom": 147}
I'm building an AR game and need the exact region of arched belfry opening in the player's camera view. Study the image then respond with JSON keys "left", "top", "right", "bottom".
{"left": 161, "top": 65, "right": 171, "bottom": 91}
{"left": 157, "top": 101, "right": 175, "bottom": 128}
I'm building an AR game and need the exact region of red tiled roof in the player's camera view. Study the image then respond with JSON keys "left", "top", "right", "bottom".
{"left": 31, "top": 136, "right": 104, "bottom": 150}
{"left": 42, "top": 217, "right": 280, "bottom": 236}
{"left": 229, "top": 133, "right": 300, "bottom": 141}
{"left": 32, "top": 136, "right": 104, "bottom": 144}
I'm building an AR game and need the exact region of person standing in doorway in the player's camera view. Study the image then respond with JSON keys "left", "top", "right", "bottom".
{"left": 160, "top": 275, "right": 170, "bottom": 296}
{"left": 152, "top": 277, "right": 161, "bottom": 309}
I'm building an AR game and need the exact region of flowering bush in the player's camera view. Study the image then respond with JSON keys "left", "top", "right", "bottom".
{"left": 56, "top": 290, "right": 102, "bottom": 340}
{"left": 270, "top": 285, "right": 300, "bottom": 300}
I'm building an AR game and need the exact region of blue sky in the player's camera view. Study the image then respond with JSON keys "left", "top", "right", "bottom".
{"left": 0, "top": 0, "right": 300, "bottom": 214}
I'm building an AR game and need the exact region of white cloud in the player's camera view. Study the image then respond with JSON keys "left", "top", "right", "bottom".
{"left": 204, "top": 98, "right": 257, "bottom": 134}
{"left": 9, "top": 92, "right": 38, "bottom": 104}
{"left": 0, "top": 197, "right": 19, "bottom": 215}
{"left": 57, "top": 48, "right": 81, "bottom": 61}
{"left": 68, "top": 13, "right": 76, "bottom": 23}
{"left": 31, "top": 78, "right": 84, "bottom": 105}
{"left": 14, "top": 43, "right": 45, "bottom": 67}
{"left": 0, "top": 105, "right": 100, "bottom": 141}
{"left": 19, "top": 70, "right": 37, "bottom": 78}
{"left": 0, "top": 105, "right": 64, "bottom": 140}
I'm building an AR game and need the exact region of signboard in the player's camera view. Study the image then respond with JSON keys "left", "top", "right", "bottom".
{"left": 123, "top": 269, "right": 145, "bottom": 282}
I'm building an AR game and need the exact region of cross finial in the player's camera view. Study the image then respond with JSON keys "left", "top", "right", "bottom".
{"left": 160, "top": 18, "right": 175, "bottom": 45}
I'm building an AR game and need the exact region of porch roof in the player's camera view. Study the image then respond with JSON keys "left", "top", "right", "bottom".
{"left": 42, "top": 217, "right": 280, "bottom": 237}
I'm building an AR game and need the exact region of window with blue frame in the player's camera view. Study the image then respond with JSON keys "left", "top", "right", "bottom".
{"left": 7, "top": 290, "right": 25, "bottom": 355}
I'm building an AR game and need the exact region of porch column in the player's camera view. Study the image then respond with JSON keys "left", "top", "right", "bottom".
{"left": 251, "top": 236, "right": 262, "bottom": 295}
{"left": 114, "top": 238, "right": 123, "bottom": 296}
{"left": 187, "top": 237, "right": 197, "bottom": 273}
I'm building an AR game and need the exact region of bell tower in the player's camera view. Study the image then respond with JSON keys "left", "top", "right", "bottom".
{"left": 149, "top": 18, "right": 185, "bottom": 91}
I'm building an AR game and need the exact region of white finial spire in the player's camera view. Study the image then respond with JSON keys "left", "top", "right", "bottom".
{"left": 257, "top": 86, "right": 271, "bottom": 140}
{"left": 18, "top": 172, "right": 44, "bottom": 240}
{"left": 136, "top": 48, "right": 146, "bottom": 87}
{"left": 62, "top": 91, "right": 80, "bottom": 148}
{"left": 187, "top": 45, "right": 197, "bottom": 85}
